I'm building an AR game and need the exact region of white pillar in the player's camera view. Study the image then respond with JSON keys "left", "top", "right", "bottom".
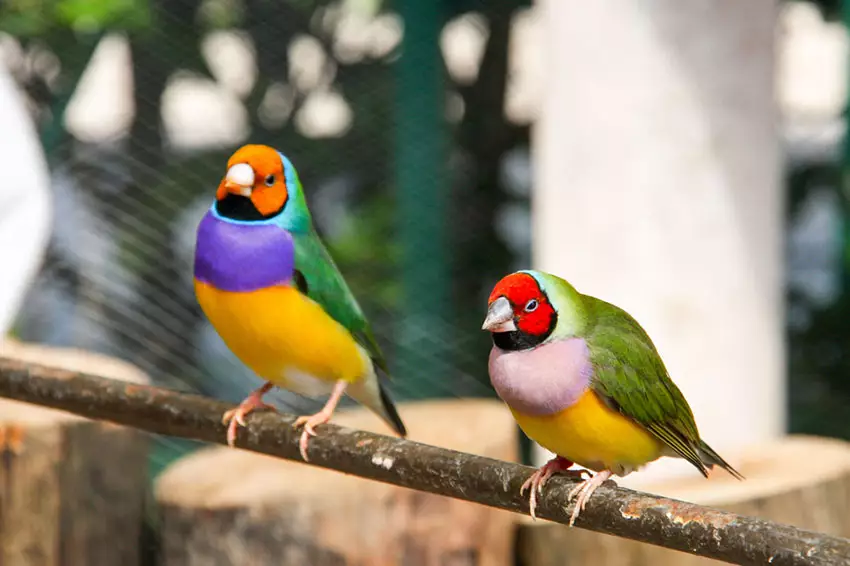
{"left": 0, "top": 67, "right": 52, "bottom": 337}
{"left": 532, "top": 1, "right": 782, "bottom": 484}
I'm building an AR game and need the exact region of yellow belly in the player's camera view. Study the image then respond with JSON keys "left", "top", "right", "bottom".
{"left": 194, "top": 280, "right": 366, "bottom": 385}
{"left": 512, "top": 389, "right": 664, "bottom": 473}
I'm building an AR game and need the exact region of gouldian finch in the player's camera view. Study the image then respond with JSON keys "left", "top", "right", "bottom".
{"left": 481, "top": 270, "right": 743, "bottom": 526}
{"left": 193, "top": 144, "right": 407, "bottom": 460}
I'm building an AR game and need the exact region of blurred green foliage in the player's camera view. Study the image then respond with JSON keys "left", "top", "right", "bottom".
{"left": 786, "top": 163, "right": 850, "bottom": 441}
{"left": 3, "top": 0, "right": 533, "bottom": 484}
{"left": 804, "top": 0, "right": 841, "bottom": 19}
{"left": 784, "top": 0, "right": 850, "bottom": 441}
{"left": 0, "top": 0, "right": 150, "bottom": 35}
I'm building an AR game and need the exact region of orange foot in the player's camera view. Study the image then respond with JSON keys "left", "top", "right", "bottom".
{"left": 292, "top": 380, "right": 347, "bottom": 461}
{"left": 520, "top": 456, "right": 586, "bottom": 520}
{"left": 222, "top": 383, "right": 276, "bottom": 447}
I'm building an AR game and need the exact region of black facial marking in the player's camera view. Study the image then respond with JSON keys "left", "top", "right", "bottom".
{"left": 215, "top": 194, "right": 279, "bottom": 221}
{"left": 293, "top": 270, "right": 308, "bottom": 295}
{"left": 490, "top": 306, "right": 558, "bottom": 351}
{"left": 492, "top": 330, "right": 548, "bottom": 351}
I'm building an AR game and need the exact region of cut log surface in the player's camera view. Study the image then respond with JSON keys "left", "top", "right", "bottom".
{"left": 0, "top": 339, "right": 150, "bottom": 566}
{"left": 517, "top": 435, "right": 850, "bottom": 566}
{"left": 156, "top": 399, "right": 518, "bottom": 566}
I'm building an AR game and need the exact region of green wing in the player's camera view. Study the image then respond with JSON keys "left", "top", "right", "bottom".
{"left": 583, "top": 295, "right": 709, "bottom": 475}
{"left": 291, "top": 228, "right": 390, "bottom": 374}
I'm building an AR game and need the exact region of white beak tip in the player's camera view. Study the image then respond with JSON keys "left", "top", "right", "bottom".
{"left": 225, "top": 163, "right": 256, "bottom": 193}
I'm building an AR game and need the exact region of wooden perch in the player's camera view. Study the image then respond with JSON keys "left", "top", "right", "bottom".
{"left": 518, "top": 436, "right": 850, "bottom": 566}
{"left": 0, "top": 356, "right": 848, "bottom": 566}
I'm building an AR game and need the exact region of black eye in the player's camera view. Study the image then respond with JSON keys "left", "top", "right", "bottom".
{"left": 264, "top": 174, "right": 276, "bottom": 187}
{"left": 524, "top": 299, "right": 538, "bottom": 312}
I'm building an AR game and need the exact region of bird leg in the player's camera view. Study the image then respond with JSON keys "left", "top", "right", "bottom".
{"left": 566, "top": 469, "right": 613, "bottom": 527}
{"left": 293, "top": 380, "right": 348, "bottom": 461}
{"left": 520, "top": 456, "right": 586, "bottom": 520}
{"left": 222, "top": 382, "right": 277, "bottom": 447}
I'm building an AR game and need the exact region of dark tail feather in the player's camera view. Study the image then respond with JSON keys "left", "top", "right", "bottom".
{"left": 698, "top": 440, "right": 745, "bottom": 480}
{"left": 378, "top": 380, "right": 407, "bottom": 438}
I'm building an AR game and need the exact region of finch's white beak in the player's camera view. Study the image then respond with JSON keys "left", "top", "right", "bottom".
{"left": 224, "top": 163, "right": 255, "bottom": 197}
{"left": 482, "top": 296, "right": 516, "bottom": 332}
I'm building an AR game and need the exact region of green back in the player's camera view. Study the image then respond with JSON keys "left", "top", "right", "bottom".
{"left": 272, "top": 150, "right": 389, "bottom": 374}
{"left": 581, "top": 295, "right": 708, "bottom": 474}
{"left": 291, "top": 228, "right": 390, "bottom": 373}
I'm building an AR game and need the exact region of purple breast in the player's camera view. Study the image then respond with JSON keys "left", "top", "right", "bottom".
{"left": 488, "top": 337, "right": 593, "bottom": 416}
{"left": 194, "top": 210, "right": 295, "bottom": 292}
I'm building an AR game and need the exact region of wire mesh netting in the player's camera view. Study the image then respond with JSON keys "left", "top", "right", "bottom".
{"left": 3, "top": 0, "right": 850, "bottom": 491}
{"left": 1, "top": 0, "right": 538, "bottom": 475}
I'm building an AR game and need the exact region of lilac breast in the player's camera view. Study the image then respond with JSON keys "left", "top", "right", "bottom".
{"left": 194, "top": 211, "right": 295, "bottom": 292}
{"left": 488, "top": 338, "right": 593, "bottom": 416}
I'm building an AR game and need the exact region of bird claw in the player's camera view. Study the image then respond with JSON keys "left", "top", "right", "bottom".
{"left": 221, "top": 385, "right": 276, "bottom": 448}
{"left": 289, "top": 381, "right": 348, "bottom": 462}
{"left": 222, "top": 409, "right": 247, "bottom": 428}
{"left": 566, "top": 469, "right": 613, "bottom": 527}
{"left": 521, "top": 456, "right": 580, "bottom": 520}
{"left": 293, "top": 410, "right": 333, "bottom": 462}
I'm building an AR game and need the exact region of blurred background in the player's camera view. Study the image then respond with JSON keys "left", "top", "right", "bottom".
{"left": 1, "top": 0, "right": 849, "bottom": 531}
{"left": 0, "top": 0, "right": 539, "bottom": 476}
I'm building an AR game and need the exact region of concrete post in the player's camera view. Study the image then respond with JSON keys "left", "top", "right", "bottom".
{"left": 532, "top": 0, "right": 782, "bottom": 483}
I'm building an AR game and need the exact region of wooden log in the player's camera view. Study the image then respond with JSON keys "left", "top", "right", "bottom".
{"left": 0, "top": 339, "right": 150, "bottom": 566}
{"left": 516, "top": 435, "right": 850, "bottom": 566}
{"left": 155, "top": 399, "right": 518, "bottom": 566}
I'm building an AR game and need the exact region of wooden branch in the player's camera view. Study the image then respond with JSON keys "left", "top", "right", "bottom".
{"left": 0, "top": 357, "right": 848, "bottom": 566}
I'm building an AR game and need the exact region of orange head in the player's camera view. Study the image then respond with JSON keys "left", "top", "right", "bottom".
{"left": 216, "top": 145, "right": 290, "bottom": 220}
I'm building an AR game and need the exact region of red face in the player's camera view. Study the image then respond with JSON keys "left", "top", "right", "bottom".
{"left": 486, "top": 272, "right": 556, "bottom": 336}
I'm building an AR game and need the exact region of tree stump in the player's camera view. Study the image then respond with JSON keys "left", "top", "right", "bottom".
{"left": 155, "top": 399, "right": 518, "bottom": 566}
{"left": 517, "top": 435, "right": 850, "bottom": 566}
{"left": 0, "top": 339, "right": 151, "bottom": 566}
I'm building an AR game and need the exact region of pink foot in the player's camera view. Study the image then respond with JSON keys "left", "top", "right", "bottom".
{"left": 292, "top": 380, "right": 348, "bottom": 462}
{"left": 293, "top": 410, "right": 334, "bottom": 461}
{"left": 222, "top": 383, "right": 276, "bottom": 447}
{"left": 566, "top": 469, "right": 614, "bottom": 527}
{"left": 520, "top": 456, "right": 586, "bottom": 520}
